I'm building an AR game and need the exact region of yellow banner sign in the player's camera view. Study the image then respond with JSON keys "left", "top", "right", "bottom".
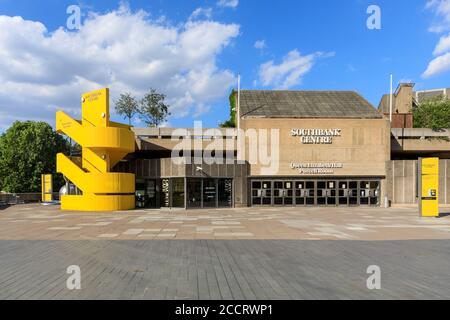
{"left": 41, "top": 174, "right": 53, "bottom": 203}
{"left": 419, "top": 158, "right": 439, "bottom": 217}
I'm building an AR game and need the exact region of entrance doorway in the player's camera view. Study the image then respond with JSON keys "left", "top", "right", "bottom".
{"left": 160, "top": 178, "right": 185, "bottom": 208}
{"left": 135, "top": 179, "right": 159, "bottom": 208}
{"left": 251, "top": 181, "right": 272, "bottom": 205}
{"left": 273, "top": 181, "right": 294, "bottom": 205}
{"left": 251, "top": 179, "right": 380, "bottom": 207}
{"left": 186, "top": 178, "right": 233, "bottom": 209}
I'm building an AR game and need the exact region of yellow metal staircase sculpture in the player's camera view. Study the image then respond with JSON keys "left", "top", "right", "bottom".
{"left": 56, "top": 88, "right": 135, "bottom": 211}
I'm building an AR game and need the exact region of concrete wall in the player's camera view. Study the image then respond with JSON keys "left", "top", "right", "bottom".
{"left": 378, "top": 83, "right": 414, "bottom": 114}
{"left": 240, "top": 117, "right": 391, "bottom": 177}
{"left": 133, "top": 127, "right": 237, "bottom": 152}
{"left": 386, "top": 159, "right": 450, "bottom": 205}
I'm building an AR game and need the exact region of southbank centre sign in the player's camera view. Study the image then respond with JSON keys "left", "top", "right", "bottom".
{"left": 291, "top": 128, "right": 342, "bottom": 144}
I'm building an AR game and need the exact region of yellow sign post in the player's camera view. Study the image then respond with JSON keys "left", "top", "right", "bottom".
{"left": 418, "top": 157, "right": 439, "bottom": 217}
{"left": 41, "top": 174, "right": 53, "bottom": 203}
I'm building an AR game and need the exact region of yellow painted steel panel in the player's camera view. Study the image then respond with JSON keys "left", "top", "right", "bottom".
{"left": 56, "top": 88, "right": 136, "bottom": 211}
{"left": 41, "top": 174, "right": 53, "bottom": 202}
{"left": 82, "top": 88, "right": 110, "bottom": 127}
{"left": 82, "top": 127, "right": 135, "bottom": 151}
{"left": 57, "top": 154, "right": 135, "bottom": 193}
{"left": 55, "top": 111, "right": 83, "bottom": 144}
{"left": 422, "top": 157, "right": 439, "bottom": 175}
{"left": 82, "top": 147, "right": 108, "bottom": 173}
{"left": 420, "top": 158, "right": 439, "bottom": 217}
{"left": 61, "top": 194, "right": 135, "bottom": 211}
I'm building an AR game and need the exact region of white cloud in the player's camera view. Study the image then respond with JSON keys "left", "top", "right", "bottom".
{"left": 426, "top": 0, "right": 450, "bottom": 32}
{"left": 433, "top": 32, "right": 450, "bottom": 55}
{"left": 423, "top": 1, "right": 450, "bottom": 77}
{"left": 254, "top": 40, "right": 266, "bottom": 50}
{"left": 423, "top": 52, "right": 450, "bottom": 77}
{"left": 257, "top": 49, "right": 334, "bottom": 89}
{"left": 0, "top": 4, "right": 240, "bottom": 129}
{"left": 217, "top": 0, "right": 239, "bottom": 9}
{"left": 190, "top": 7, "right": 213, "bottom": 20}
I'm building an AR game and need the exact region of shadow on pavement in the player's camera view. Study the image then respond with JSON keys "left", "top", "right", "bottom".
{"left": 0, "top": 204, "right": 11, "bottom": 211}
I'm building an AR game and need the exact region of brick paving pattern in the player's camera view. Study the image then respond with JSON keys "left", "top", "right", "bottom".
{"left": 1, "top": 240, "right": 449, "bottom": 299}
{"left": 0, "top": 204, "right": 449, "bottom": 240}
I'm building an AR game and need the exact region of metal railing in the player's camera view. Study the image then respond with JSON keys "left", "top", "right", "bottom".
{"left": 132, "top": 127, "right": 238, "bottom": 139}
{"left": 0, "top": 193, "right": 60, "bottom": 205}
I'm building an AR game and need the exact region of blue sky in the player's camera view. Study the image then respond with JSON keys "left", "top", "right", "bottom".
{"left": 0, "top": 0, "right": 449, "bottom": 130}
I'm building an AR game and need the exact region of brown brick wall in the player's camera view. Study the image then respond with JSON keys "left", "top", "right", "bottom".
{"left": 384, "top": 113, "right": 413, "bottom": 128}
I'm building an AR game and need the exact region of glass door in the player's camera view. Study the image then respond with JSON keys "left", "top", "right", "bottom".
{"left": 135, "top": 179, "right": 147, "bottom": 208}
{"left": 295, "top": 181, "right": 305, "bottom": 205}
{"left": 284, "top": 181, "right": 294, "bottom": 205}
{"left": 251, "top": 181, "right": 262, "bottom": 205}
{"left": 172, "top": 178, "right": 185, "bottom": 208}
{"left": 305, "top": 181, "right": 315, "bottom": 205}
{"left": 359, "top": 181, "right": 370, "bottom": 205}
{"left": 369, "top": 181, "right": 380, "bottom": 206}
{"left": 203, "top": 179, "right": 217, "bottom": 208}
{"left": 273, "top": 181, "right": 284, "bottom": 205}
{"left": 349, "top": 181, "right": 358, "bottom": 206}
{"left": 317, "top": 181, "right": 326, "bottom": 205}
{"left": 187, "top": 178, "right": 202, "bottom": 208}
{"left": 261, "top": 181, "right": 272, "bottom": 205}
{"left": 218, "top": 179, "right": 233, "bottom": 207}
{"left": 146, "top": 179, "right": 158, "bottom": 208}
{"left": 338, "top": 181, "right": 348, "bottom": 206}
{"left": 326, "top": 181, "right": 337, "bottom": 206}
{"left": 251, "top": 180, "right": 272, "bottom": 205}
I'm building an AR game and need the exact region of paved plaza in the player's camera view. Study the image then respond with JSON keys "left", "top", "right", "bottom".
{"left": 1, "top": 239, "right": 450, "bottom": 299}
{"left": 1, "top": 204, "right": 450, "bottom": 299}
{"left": 1, "top": 204, "right": 450, "bottom": 240}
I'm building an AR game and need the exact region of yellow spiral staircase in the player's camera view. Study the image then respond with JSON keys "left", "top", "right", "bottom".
{"left": 56, "top": 88, "right": 135, "bottom": 211}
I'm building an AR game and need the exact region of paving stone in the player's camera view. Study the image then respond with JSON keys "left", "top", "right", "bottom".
{"left": 123, "top": 229, "right": 144, "bottom": 235}
{"left": 97, "top": 234, "right": 119, "bottom": 238}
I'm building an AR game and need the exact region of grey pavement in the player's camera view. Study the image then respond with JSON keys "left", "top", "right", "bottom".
{"left": 1, "top": 240, "right": 449, "bottom": 299}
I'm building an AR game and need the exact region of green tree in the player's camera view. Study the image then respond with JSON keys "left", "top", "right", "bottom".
{"left": 138, "top": 89, "right": 171, "bottom": 127}
{"left": 0, "top": 121, "right": 69, "bottom": 193}
{"left": 413, "top": 96, "right": 450, "bottom": 130}
{"left": 220, "top": 89, "right": 236, "bottom": 128}
{"left": 114, "top": 92, "right": 138, "bottom": 125}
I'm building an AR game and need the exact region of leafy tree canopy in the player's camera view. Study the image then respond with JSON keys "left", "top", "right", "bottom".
{"left": 220, "top": 89, "right": 236, "bottom": 128}
{"left": 0, "top": 121, "right": 69, "bottom": 193}
{"left": 114, "top": 92, "right": 138, "bottom": 125}
{"left": 114, "top": 89, "right": 170, "bottom": 127}
{"left": 138, "top": 89, "right": 171, "bottom": 127}
{"left": 413, "top": 96, "right": 450, "bottom": 130}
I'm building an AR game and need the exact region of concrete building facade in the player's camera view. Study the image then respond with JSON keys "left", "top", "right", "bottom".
{"left": 108, "top": 88, "right": 450, "bottom": 209}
